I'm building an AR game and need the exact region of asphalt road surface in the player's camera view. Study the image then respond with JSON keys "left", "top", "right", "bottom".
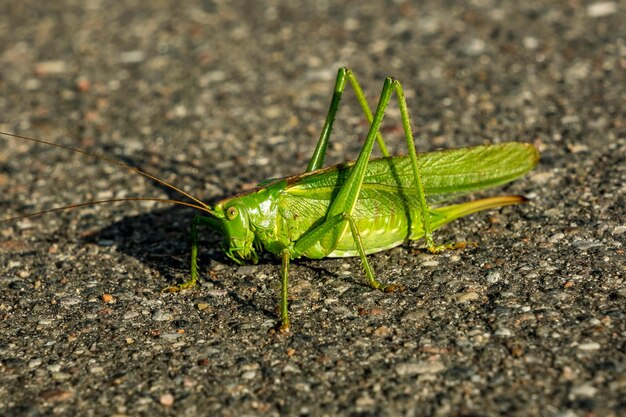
{"left": 0, "top": 1, "right": 624, "bottom": 416}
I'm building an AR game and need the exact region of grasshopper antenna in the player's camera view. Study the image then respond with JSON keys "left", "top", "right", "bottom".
{"left": 0, "top": 198, "right": 216, "bottom": 224}
{"left": 0, "top": 131, "right": 217, "bottom": 215}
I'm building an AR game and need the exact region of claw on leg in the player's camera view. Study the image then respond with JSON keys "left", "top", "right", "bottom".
{"left": 278, "top": 321, "right": 291, "bottom": 333}
{"left": 427, "top": 241, "right": 478, "bottom": 254}
{"left": 383, "top": 283, "right": 406, "bottom": 293}
{"left": 161, "top": 278, "right": 197, "bottom": 293}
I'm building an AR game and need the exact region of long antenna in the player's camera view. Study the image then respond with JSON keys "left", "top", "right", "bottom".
{"left": 0, "top": 131, "right": 213, "bottom": 212}
{"left": 0, "top": 198, "right": 215, "bottom": 224}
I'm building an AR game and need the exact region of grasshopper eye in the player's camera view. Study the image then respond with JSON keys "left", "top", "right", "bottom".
{"left": 226, "top": 206, "right": 238, "bottom": 220}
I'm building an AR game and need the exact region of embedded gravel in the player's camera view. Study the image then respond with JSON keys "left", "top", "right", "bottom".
{"left": 0, "top": 1, "right": 624, "bottom": 416}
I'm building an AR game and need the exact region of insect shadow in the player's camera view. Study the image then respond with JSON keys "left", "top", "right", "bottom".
{"left": 79, "top": 154, "right": 285, "bottom": 321}
{"left": 86, "top": 204, "right": 278, "bottom": 320}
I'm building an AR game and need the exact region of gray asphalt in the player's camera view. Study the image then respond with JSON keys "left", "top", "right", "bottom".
{"left": 0, "top": 1, "right": 624, "bottom": 416}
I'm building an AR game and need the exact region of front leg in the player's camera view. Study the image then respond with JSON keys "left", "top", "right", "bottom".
{"left": 163, "top": 215, "right": 221, "bottom": 292}
{"left": 279, "top": 248, "right": 291, "bottom": 332}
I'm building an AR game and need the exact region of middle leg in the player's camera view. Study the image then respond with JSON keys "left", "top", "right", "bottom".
{"left": 307, "top": 67, "right": 391, "bottom": 172}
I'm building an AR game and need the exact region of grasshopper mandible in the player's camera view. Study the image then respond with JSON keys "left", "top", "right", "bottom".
{"left": 1, "top": 68, "right": 539, "bottom": 331}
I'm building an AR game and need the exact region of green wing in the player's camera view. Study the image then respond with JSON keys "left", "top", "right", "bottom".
{"left": 419, "top": 142, "right": 538, "bottom": 203}
{"left": 277, "top": 142, "right": 537, "bottom": 249}
{"left": 286, "top": 142, "right": 539, "bottom": 206}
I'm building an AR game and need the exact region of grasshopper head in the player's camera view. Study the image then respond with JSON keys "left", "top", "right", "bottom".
{"left": 215, "top": 200, "right": 258, "bottom": 265}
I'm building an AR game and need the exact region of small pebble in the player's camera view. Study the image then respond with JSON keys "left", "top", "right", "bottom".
{"left": 76, "top": 77, "right": 91, "bottom": 92}
{"left": 294, "top": 382, "right": 311, "bottom": 392}
{"left": 241, "top": 371, "right": 256, "bottom": 380}
{"left": 90, "top": 366, "right": 104, "bottom": 374}
{"left": 152, "top": 310, "right": 174, "bottom": 321}
{"left": 549, "top": 233, "right": 565, "bottom": 243}
{"left": 373, "top": 326, "right": 391, "bottom": 337}
{"left": 159, "top": 393, "right": 175, "bottom": 407}
{"left": 197, "top": 303, "right": 210, "bottom": 311}
{"left": 60, "top": 297, "right": 82, "bottom": 306}
{"left": 523, "top": 36, "right": 539, "bottom": 50}
{"left": 35, "top": 60, "right": 68, "bottom": 75}
{"left": 123, "top": 311, "right": 139, "bottom": 320}
{"left": 570, "top": 383, "right": 597, "bottom": 398}
{"left": 455, "top": 291, "right": 480, "bottom": 303}
{"left": 282, "top": 364, "right": 300, "bottom": 374}
{"left": 562, "top": 115, "right": 581, "bottom": 125}
{"left": 359, "top": 308, "right": 383, "bottom": 316}
{"left": 495, "top": 328, "right": 512, "bottom": 337}
{"left": 183, "top": 377, "right": 196, "bottom": 388}
{"left": 572, "top": 240, "right": 602, "bottom": 250}
{"left": 28, "top": 358, "right": 42, "bottom": 368}
{"left": 355, "top": 394, "right": 376, "bottom": 408}
{"left": 486, "top": 271, "right": 501, "bottom": 283}
{"left": 120, "top": 50, "right": 145, "bottom": 64}
{"left": 47, "top": 364, "right": 62, "bottom": 372}
{"left": 396, "top": 361, "right": 445, "bottom": 376}
{"left": 554, "top": 411, "right": 579, "bottom": 417}
{"left": 39, "top": 389, "right": 73, "bottom": 402}
{"left": 587, "top": 2, "right": 616, "bottom": 17}
{"left": 239, "top": 362, "right": 260, "bottom": 372}
{"left": 160, "top": 333, "right": 183, "bottom": 342}
{"left": 236, "top": 265, "right": 259, "bottom": 275}
{"left": 577, "top": 342, "right": 601, "bottom": 351}
{"left": 613, "top": 225, "right": 626, "bottom": 235}
{"left": 402, "top": 310, "right": 428, "bottom": 321}
{"left": 464, "top": 38, "right": 486, "bottom": 56}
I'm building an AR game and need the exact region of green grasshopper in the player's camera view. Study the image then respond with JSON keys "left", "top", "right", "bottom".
{"left": 1, "top": 68, "right": 538, "bottom": 331}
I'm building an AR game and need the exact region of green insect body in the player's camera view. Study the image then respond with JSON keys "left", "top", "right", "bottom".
{"left": 214, "top": 145, "right": 536, "bottom": 263}
{"left": 1, "top": 67, "right": 539, "bottom": 332}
